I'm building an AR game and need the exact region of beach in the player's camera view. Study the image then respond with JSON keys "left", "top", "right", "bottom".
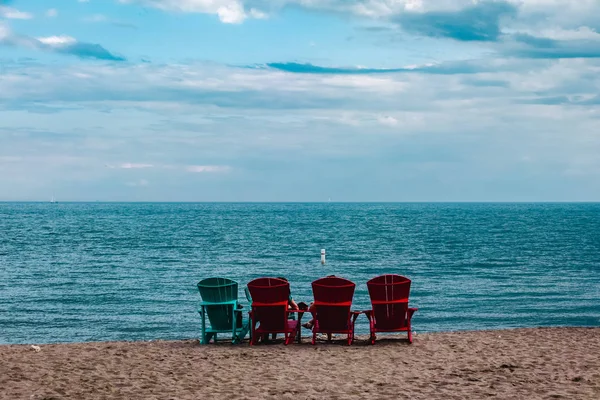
{"left": 2, "top": 327, "right": 599, "bottom": 400}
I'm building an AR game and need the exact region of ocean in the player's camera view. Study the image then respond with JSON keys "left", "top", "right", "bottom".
{"left": 1, "top": 202, "right": 599, "bottom": 344}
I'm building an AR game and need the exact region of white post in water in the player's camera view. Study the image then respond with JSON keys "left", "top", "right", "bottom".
{"left": 321, "top": 249, "right": 326, "bottom": 265}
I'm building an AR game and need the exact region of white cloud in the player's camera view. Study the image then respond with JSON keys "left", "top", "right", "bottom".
{"left": 1, "top": 57, "right": 600, "bottom": 200}
{"left": 187, "top": 165, "right": 231, "bottom": 173}
{"left": 506, "top": 26, "right": 600, "bottom": 41}
{"left": 0, "top": 6, "right": 33, "bottom": 20}
{"left": 37, "top": 36, "right": 77, "bottom": 46}
{"left": 321, "top": 75, "right": 407, "bottom": 93}
{"left": 1, "top": 24, "right": 124, "bottom": 61}
{"left": 217, "top": 3, "right": 246, "bottom": 23}
{"left": 46, "top": 9, "right": 58, "bottom": 18}
{"left": 404, "top": 0, "right": 423, "bottom": 11}
{"left": 0, "top": 22, "right": 9, "bottom": 40}
{"left": 119, "top": 0, "right": 250, "bottom": 23}
{"left": 103, "top": 163, "right": 230, "bottom": 173}
{"left": 105, "top": 163, "right": 154, "bottom": 169}
{"left": 249, "top": 8, "right": 268, "bottom": 19}
{"left": 378, "top": 115, "right": 399, "bottom": 126}
{"left": 0, "top": 22, "right": 39, "bottom": 48}
{"left": 1, "top": 58, "right": 598, "bottom": 116}
{"left": 115, "top": 0, "right": 600, "bottom": 42}
{"left": 120, "top": 163, "right": 154, "bottom": 169}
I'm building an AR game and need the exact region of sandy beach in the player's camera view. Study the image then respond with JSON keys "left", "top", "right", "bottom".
{"left": 1, "top": 327, "right": 598, "bottom": 400}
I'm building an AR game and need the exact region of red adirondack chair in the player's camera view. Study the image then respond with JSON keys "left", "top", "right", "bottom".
{"left": 365, "top": 274, "right": 418, "bottom": 344}
{"left": 247, "top": 277, "right": 302, "bottom": 345}
{"left": 310, "top": 276, "right": 358, "bottom": 345}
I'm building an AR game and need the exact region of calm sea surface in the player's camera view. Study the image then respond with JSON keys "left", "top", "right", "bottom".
{"left": 1, "top": 202, "right": 599, "bottom": 344}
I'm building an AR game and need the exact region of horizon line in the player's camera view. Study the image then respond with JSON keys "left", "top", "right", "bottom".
{"left": 1, "top": 201, "right": 600, "bottom": 204}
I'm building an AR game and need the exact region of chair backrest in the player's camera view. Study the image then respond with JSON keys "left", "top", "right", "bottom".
{"left": 311, "top": 276, "right": 356, "bottom": 331}
{"left": 367, "top": 274, "right": 411, "bottom": 330}
{"left": 197, "top": 277, "right": 239, "bottom": 330}
{"left": 247, "top": 277, "right": 290, "bottom": 331}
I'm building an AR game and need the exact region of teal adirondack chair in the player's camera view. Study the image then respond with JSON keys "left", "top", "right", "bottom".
{"left": 197, "top": 277, "right": 250, "bottom": 344}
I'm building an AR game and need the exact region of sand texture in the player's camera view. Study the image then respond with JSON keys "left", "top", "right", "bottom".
{"left": 1, "top": 327, "right": 599, "bottom": 400}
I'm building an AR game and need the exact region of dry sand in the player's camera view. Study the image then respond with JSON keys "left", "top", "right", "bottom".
{"left": 1, "top": 327, "right": 599, "bottom": 400}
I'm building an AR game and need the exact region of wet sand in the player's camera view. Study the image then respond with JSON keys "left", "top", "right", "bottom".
{"left": 1, "top": 327, "right": 599, "bottom": 399}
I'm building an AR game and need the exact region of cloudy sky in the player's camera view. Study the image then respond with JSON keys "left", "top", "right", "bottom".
{"left": 1, "top": 0, "right": 599, "bottom": 201}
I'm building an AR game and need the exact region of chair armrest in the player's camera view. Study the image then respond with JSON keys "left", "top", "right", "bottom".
{"left": 351, "top": 310, "right": 364, "bottom": 323}
{"left": 286, "top": 310, "right": 305, "bottom": 322}
{"left": 408, "top": 308, "right": 418, "bottom": 318}
{"left": 198, "top": 300, "right": 238, "bottom": 307}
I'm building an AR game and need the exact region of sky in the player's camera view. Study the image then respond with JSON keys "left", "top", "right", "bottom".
{"left": 1, "top": 0, "right": 599, "bottom": 202}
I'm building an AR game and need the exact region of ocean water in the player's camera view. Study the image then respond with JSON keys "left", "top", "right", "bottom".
{"left": 1, "top": 202, "right": 599, "bottom": 345}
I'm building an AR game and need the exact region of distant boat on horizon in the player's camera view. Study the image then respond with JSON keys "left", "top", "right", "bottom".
{"left": 50, "top": 195, "right": 57, "bottom": 204}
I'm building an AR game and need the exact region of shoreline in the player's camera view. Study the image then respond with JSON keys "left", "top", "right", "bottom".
{"left": 2, "top": 327, "right": 599, "bottom": 399}
{"left": 2, "top": 325, "right": 598, "bottom": 346}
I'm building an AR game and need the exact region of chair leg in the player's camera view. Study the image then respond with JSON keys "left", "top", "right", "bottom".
{"left": 407, "top": 312, "right": 415, "bottom": 344}
{"left": 250, "top": 321, "right": 256, "bottom": 346}
{"left": 238, "top": 320, "right": 250, "bottom": 344}
{"left": 312, "top": 331, "right": 316, "bottom": 345}
{"left": 200, "top": 309, "right": 206, "bottom": 345}
{"left": 232, "top": 308, "right": 238, "bottom": 344}
{"left": 369, "top": 316, "right": 376, "bottom": 344}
